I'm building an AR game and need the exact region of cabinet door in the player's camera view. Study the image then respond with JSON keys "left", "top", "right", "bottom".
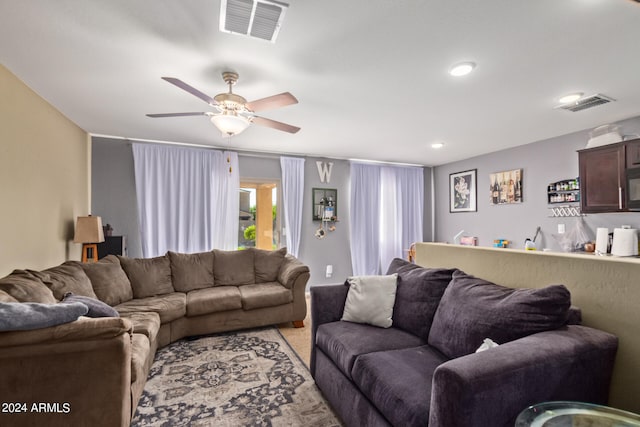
{"left": 626, "top": 139, "right": 640, "bottom": 169}
{"left": 579, "top": 145, "right": 625, "bottom": 213}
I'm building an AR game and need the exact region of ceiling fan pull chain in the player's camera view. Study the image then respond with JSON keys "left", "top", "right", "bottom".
{"left": 225, "top": 135, "right": 232, "bottom": 174}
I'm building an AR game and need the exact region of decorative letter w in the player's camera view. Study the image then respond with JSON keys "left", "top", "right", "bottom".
{"left": 316, "top": 161, "right": 334, "bottom": 183}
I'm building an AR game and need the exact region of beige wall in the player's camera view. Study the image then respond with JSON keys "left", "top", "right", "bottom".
{"left": 0, "top": 64, "right": 89, "bottom": 276}
{"left": 415, "top": 242, "right": 640, "bottom": 414}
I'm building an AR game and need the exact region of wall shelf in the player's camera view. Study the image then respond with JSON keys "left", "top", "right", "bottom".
{"left": 312, "top": 188, "right": 337, "bottom": 221}
{"left": 548, "top": 178, "right": 580, "bottom": 204}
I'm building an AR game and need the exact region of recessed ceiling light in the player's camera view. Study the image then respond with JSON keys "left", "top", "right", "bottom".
{"left": 558, "top": 92, "right": 584, "bottom": 104}
{"left": 449, "top": 62, "right": 476, "bottom": 77}
{"left": 431, "top": 142, "right": 445, "bottom": 149}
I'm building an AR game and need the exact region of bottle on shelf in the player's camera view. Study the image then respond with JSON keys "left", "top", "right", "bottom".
{"left": 324, "top": 197, "right": 335, "bottom": 221}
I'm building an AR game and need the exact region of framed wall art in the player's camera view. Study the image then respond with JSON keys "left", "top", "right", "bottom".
{"left": 489, "top": 168, "right": 523, "bottom": 205}
{"left": 450, "top": 169, "right": 477, "bottom": 212}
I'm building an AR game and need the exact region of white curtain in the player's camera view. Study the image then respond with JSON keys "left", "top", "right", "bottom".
{"left": 132, "top": 143, "right": 239, "bottom": 257}
{"left": 380, "top": 165, "right": 424, "bottom": 271}
{"left": 280, "top": 156, "right": 305, "bottom": 257}
{"left": 379, "top": 167, "right": 401, "bottom": 273}
{"left": 350, "top": 162, "right": 423, "bottom": 275}
{"left": 349, "top": 162, "right": 381, "bottom": 275}
{"left": 211, "top": 151, "right": 239, "bottom": 251}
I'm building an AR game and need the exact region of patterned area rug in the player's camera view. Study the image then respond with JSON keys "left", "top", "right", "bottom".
{"left": 132, "top": 327, "right": 342, "bottom": 427}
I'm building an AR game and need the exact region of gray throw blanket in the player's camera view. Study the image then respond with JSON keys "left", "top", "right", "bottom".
{"left": 0, "top": 302, "right": 88, "bottom": 331}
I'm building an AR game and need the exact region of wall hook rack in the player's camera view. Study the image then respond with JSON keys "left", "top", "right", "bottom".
{"left": 548, "top": 205, "right": 584, "bottom": 218}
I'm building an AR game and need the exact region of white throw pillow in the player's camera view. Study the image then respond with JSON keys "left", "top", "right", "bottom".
{"left": 341, "top": 273, "right": 398, "bottom": 328}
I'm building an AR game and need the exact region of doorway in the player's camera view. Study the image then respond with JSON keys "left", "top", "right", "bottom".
{"left": 239, "top": 180, "right": 281, "bottom": 250}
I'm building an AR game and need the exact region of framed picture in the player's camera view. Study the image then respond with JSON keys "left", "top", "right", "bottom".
{"left": 450, "top": 169, "right": 477, "bottom": 212}
{"left": 489, "top": 168, "right": 523, "bottom": 205}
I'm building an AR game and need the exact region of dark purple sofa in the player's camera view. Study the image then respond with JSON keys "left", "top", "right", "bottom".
{"left": 310, "top": 258, "right": 618, "bottom": 427}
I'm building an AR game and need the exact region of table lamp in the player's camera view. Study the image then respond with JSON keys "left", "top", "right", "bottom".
{"left": 73, "top": 215, "right": 105, "bottom": 263}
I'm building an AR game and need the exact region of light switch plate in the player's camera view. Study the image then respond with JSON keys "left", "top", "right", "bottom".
{"left": 558, "top": 224, "right": 565, "bottom": 234}
{"left": 326, "top": 265, "right": 333, "bottom": 278}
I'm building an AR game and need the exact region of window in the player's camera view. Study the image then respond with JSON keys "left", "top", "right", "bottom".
{"left": 238, "top": 180, "right": 281, "bottom": 250}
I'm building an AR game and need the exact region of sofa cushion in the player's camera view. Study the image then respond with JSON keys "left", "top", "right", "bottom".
{"left": 342, "top": 274, "right": 398, "bottom": 328}
{"left": 81, "top": 257, "right": 133, "bottom": 306}
{"left": 316, "top": 321, "right": 425, "bottom": 380}
{"left": 61, "top": 293, "right": 120, "bottom": 318}
{"left": 0, "top": 270, "right": 57, "bottom": 303}
{"left": 119, "top": 311, "right": 161, "bottom": 342}
{"left": 428, "top": 270, "right": 572, "bottom": 359}
{"left": 213, "top": 249, "right": 255, "bottom": 286}
{"left": 115, "top": 292, "right": 186, "bottom": 323}
{"left": 168, "top": 251, "right": 214, "bottom": 292}
{"left": 352, "top": 345, "right": 447, "bottom": 427}
{"left": 386, "top": 258, "right": 457, "bottom": 340}
{"left": 130, "top": 333, "right": 151, "bottom": 383}
{"left": 0, "top": 301, "right": 88, "bottom": 331}
{"left": 33, "top": 262, "right": 97, "bottom": 300}
{"left": 253, "top": 247, "right": 286, "bottom": 283}
{"left": 186, "top": 286, "right": 242, "bottom": 317}
{"left": 238, "top": 283, "right": 292, "bottom": 310}
{"left": 118, "top": 255, "right": 174, "bottom": 298}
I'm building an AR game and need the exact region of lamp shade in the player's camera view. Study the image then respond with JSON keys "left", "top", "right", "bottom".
{"left": 73, "top": 215, "right": 105, "bottom": 243}
{"left": 210, "top": 112, "right": 250, "bottom": 136}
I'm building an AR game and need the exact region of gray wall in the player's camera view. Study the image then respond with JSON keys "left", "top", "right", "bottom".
{"left": 433, "top": 115, "right": 640, "bottom": 250}
{"left": 92, "top": 138, "right": 142, "bottom": 258}
{"left": 299, "top": 158, "right": 352, "bottom": 286}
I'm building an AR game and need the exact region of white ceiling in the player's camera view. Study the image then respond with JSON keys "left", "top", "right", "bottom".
{"left": 1, "top": 0, "right": 640, "bottom": 166}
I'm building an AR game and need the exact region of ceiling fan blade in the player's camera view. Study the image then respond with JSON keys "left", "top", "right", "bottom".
{"left": 246, "top": 92, "right": 298, "bottom": 112}
{"left": 146, "top": 112, "right": 209, "bottom": 118}
{"left": 161, "top": 77, "right": 217, "bottom": 106}
{"left": 252, "top": 116, "right": 300, "bottom": 134}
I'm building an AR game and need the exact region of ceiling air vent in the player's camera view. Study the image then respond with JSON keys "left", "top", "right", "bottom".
{"left": 220, "top": 0, "right": 288, "bottom": 43}
{"left": 555, "top": 94, "right": 615, "bottom": 112}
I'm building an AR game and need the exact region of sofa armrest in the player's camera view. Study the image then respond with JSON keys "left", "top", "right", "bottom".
{"left": 0, "top": 317, "right": 133, "bottom": 427}
{"left": 429, "top": 325, "right": 618, "bottom": 427}
{"left": 0, "top": 316, "right": 133, "bottom": 347}
{"left": 309, "top": 283, "right": 349, "bottom": 376}
{"left": 278, "top": 255, "right": 310, "bottom": 324}
{"left": 278, "top": 255, "right": 310, "bottom": 290}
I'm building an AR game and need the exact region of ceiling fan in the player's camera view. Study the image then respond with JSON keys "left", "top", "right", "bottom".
{"left": 147, "top": 72, "right": 300, "bottom": 136}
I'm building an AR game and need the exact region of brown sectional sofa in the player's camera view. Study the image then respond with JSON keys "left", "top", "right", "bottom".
{"left": 0, "top": 247, "right": 310, "bottom": 427}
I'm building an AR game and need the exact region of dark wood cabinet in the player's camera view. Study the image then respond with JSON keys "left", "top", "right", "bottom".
{"left": 97, "top": 235, "right": 126, "bottom": 259}
{"left": 626, "top": 140, "right": 640, "bottom": 169}
{"left": 579, "top": 144, "right": 625, "bottom": 213}
{"left": 626, "top": 140, "right": 640, "bottom": 210}
{"left": 578, "top": 138, "right": 640, "bottom": 213}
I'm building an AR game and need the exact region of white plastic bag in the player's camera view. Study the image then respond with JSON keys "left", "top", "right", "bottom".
{"left": 553, "top": 219, "right": 591, "bottom": 252}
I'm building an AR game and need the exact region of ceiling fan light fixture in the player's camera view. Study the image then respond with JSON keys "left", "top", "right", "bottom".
{"left": 211, "top": 112, "right": 251, "bottom": 136}
{"left": 449, "top": 62, "right": 476, "bottom": 77}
